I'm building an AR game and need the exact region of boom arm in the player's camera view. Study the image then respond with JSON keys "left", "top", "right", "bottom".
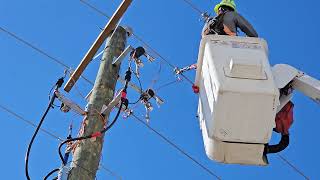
{"left": 272, "top": 64, "right": 320, "bottom": 105}
{"left": 292, "top": 73, "right": 320, "bottom": 104}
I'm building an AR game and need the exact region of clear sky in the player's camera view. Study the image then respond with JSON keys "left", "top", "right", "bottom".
{"left": 1, "top": 0, "right": 320, "bottom": 179}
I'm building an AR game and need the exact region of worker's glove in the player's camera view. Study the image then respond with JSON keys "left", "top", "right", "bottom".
{"left": 274, "top": 101, "right": 294, "bottom": 135}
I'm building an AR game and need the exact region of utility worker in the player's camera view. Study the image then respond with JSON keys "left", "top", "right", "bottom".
{"left": 202, "top": 0, "right": 258, "bottom": 37}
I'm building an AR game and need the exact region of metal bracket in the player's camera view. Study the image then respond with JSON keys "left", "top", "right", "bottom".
{"left": 55, "top": 91, "right": 86, "bottom": 115}
{"left": 57, "top": 166, "right": 71, "bottom": 180}
{"left": 101, "top": 90, "right": 122, "bottom": 115}
{"left": 112, "top": 45, "right": 134, "bottom": 65}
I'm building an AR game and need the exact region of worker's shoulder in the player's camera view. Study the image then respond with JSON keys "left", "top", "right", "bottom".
{"left": 224, "top": 11, "right": 249, "bottom": 23}
{"left": 224, "top": 11, "right": 239, "bottom": 18}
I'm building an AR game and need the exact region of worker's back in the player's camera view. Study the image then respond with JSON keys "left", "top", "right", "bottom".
{"left": 203, "top": 11, "right": 258, "bottom": 37}
{"left": 223, "top": 11, "right": 258, "bottom": 37}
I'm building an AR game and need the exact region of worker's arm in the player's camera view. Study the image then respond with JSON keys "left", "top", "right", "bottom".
{"left": 223, "top": 12, "right": 258, "bottom": 37}
{"left": 234, "top": 13, "right": 258, "bottom": 37}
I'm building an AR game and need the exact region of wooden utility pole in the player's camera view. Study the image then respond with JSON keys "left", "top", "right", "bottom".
{"left": 67, "top": 26, "right": 127, "bottom": 180}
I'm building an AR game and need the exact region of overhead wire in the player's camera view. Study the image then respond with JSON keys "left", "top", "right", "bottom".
{"left": 277, "top": 154, "right": 309, "bottom": 180}
{"left": 80, "top": 0, "right": 110, "bottom": 18}
{"left": 156, "top": 79, "right": 182, "bottom": 91}
{"left": 0, "top": 26, "right": 94, "bottom": 86}
{"left": 180, "top": 0, "right": 204, "bottom": 15}
{"left": 100, "top": 164, "right": 122, "bottom": 180}
{"left": 130, "top": 112, "right": 221, "bottom": 180}
{"left": 0, "top": 104, "right": 64, "bottom": 142}
{"left": 0, "top": 26, "right": 69, "bottom": 69}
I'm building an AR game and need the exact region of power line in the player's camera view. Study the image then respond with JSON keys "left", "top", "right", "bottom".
{"left": 100, "top": 164, "right": 122, "bottom": 180}
{"left": 0, "top": 26, "right": 94, "bottom": 86}
{"left": 180, "top": 0, "right": 204, "bottom": 15}
{"left": 277, "top": 154, "right": 309, "bottom": 180}
{"left": 130, "top": 113, "right": 221, "bottom": 180}
{"left": 156, "top": 79, "right": 181, "bottom": 91}
{"left": 0, "top": 104, "right": 64, "bottom": 142}
{"left": 80, "top": 0, "right": 110, "bottom": 18}
{"left": 71, "top": 160, "right": 120, "bottom": 180}
{"left": 0, "top": 26, "right": 69, "bottom": 69}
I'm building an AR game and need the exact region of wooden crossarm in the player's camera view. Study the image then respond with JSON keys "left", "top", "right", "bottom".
{"left": 64, "top": 0, "right": 132, "bottom": 92}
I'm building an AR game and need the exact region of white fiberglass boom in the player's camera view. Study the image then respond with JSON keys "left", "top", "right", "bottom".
{"left": 272, "top": 64, "right": 320, "bottom": 105}
{"left": 292, "top": 72, "right": 320, "bottom": 104}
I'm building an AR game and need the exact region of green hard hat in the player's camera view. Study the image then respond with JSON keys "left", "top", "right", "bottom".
{"left": 214, "top": 0, "right": 236, "bottom": 14}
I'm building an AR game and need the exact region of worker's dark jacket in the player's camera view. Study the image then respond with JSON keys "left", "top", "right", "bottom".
{"left": 203, "top": 11, "right": 258, "bottom": 37}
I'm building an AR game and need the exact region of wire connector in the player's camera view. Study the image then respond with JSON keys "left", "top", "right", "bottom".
{"left": 125, "top": 69, "right": 132, "bottom": 82}
{"left": 175, "top": 64, "right": 197, "bottom": 75}
{"left": 55, "top": 90, "right": 86, "bottom": 115}
{"left": 123, "top": 109, "right": 133, "bottom": 119}
{"left": 121, "top": 90, "right": 127, "bottom": 99}
{"left": 56, "top": 77, "right": 65, "bottom": 89}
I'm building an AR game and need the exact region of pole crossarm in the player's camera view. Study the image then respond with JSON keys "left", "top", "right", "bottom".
{"left": 64, "top": 0, "right": 132, "bottom": 92}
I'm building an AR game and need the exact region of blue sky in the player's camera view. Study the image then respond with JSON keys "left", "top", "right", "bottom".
{"left": 1, "top": 0, "right": 320, "bottom": 179}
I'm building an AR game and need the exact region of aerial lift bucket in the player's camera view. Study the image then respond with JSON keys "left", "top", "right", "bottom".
{"left": 195, "top": 35, "right": 279, "bottom": 165}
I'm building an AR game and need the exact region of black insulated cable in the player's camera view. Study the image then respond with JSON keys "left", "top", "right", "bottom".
{"left": 25, "top": 77, "right": 64, "bottom": 180}
{"left": 264, "top": 134, "right": 290, "bottom": 154}
{"left": 43, "top": 168, "right": 59, "bottom": 180}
